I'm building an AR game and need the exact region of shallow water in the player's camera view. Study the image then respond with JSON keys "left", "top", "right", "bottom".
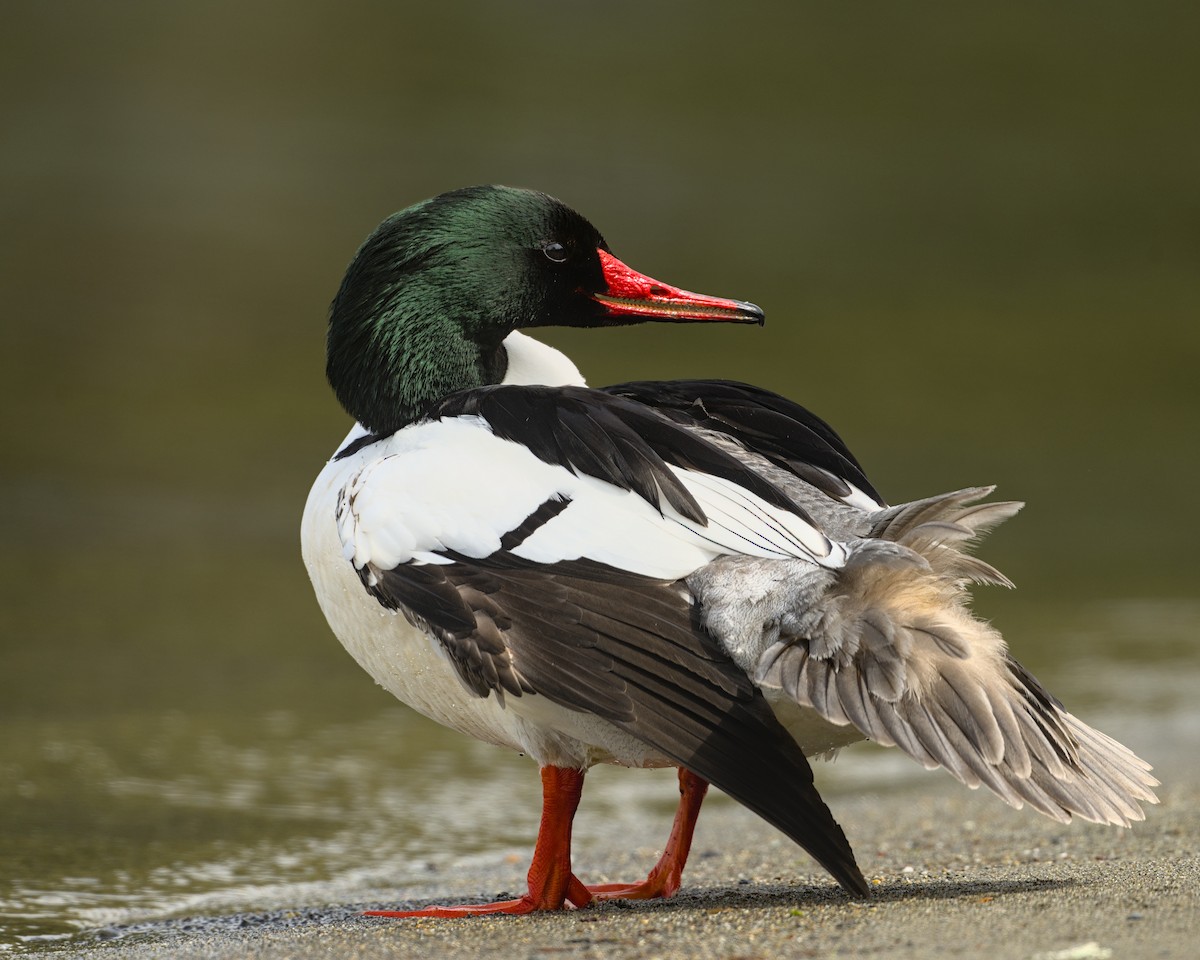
{"left": 2, "top": 1, "right": 1197, "bottom": 955}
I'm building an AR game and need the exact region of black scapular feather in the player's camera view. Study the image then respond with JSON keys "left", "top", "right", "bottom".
{"left": 604, "top": 379, "right": 883, "bottom": 505}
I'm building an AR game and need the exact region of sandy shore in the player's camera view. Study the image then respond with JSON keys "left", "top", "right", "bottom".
{"left": 68, "top": 762, "right": 1195, "bottom": 960}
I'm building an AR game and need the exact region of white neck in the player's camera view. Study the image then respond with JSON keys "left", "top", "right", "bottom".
{"left": 500, "top": 331, "right": 587, "bottom": 387}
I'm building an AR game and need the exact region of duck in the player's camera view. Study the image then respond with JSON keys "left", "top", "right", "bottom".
{"left": 300, "top": 184, "right": 1158, "bottom": 917}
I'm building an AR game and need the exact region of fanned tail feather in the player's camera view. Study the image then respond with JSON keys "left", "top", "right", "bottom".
{"left": 756, "top": 487, "right": 1159, "bottom": 826}
{"left": 868, "top": 485, "right": 1023, "bottom": 587}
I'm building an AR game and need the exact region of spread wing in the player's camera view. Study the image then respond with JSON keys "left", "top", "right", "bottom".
{"left": 745, "top": 489, "right": 1159, "bottom": 826}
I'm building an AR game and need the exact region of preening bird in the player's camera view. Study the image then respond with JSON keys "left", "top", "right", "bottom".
{"left": 300, "top": 185, "right": 1157, "bottom": 917}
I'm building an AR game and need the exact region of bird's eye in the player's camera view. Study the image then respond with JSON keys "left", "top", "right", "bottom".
{"left": 542, "top": 242, "right": 569, "bottom": 263}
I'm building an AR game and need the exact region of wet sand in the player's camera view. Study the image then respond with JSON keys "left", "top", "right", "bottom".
{"left": 73, "top": 764, "right": 1195, "bottom": 960}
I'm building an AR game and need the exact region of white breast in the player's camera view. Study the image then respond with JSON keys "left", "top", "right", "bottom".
{"left": 302, "top": 454, "right": 505, "bottom": 740}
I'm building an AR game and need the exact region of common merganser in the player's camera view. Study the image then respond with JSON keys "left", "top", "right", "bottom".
{"left": 300, "top": 185, "right": 1157, "bottom": 917}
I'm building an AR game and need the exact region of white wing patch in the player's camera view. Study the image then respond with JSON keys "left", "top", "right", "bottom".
{"left": 337, "top": 415, "right": 842, "bottom": 580}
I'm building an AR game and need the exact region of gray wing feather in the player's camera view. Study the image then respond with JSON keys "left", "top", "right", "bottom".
{"left": 740, "top": 488, "right": 1159, "bottom": 827}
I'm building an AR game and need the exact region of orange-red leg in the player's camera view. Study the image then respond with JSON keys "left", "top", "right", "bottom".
{"left": 364, "top": 766, "right": 709, "bottom": 918}
{"left": 587, "top": 768, "right": 709, "bottom": 901}
{"left": 365, "top": 765, "right": 593, "bottom": 918}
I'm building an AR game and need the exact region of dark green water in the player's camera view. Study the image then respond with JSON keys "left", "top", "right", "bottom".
{"left": 1, "top": 2, "right": 1197, "bottom": 953}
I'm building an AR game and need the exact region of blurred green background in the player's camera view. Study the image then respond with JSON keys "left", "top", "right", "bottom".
{"left": 1, "top": 1, "right": 1196, "bottom": 951}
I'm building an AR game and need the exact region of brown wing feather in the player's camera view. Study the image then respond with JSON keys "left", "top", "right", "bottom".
{"left": 364, "top": 554, "right": 870, "bottom": 895}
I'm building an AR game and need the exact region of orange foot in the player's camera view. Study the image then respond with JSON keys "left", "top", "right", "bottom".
{"left": 364, "top": 767, "right": 709, "bottom": 918}
{"left": 587, "top": 768, "right": 708, "bottom": 902}
{"left": 364, "top": 872, "right": 593, "bottom": 918}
